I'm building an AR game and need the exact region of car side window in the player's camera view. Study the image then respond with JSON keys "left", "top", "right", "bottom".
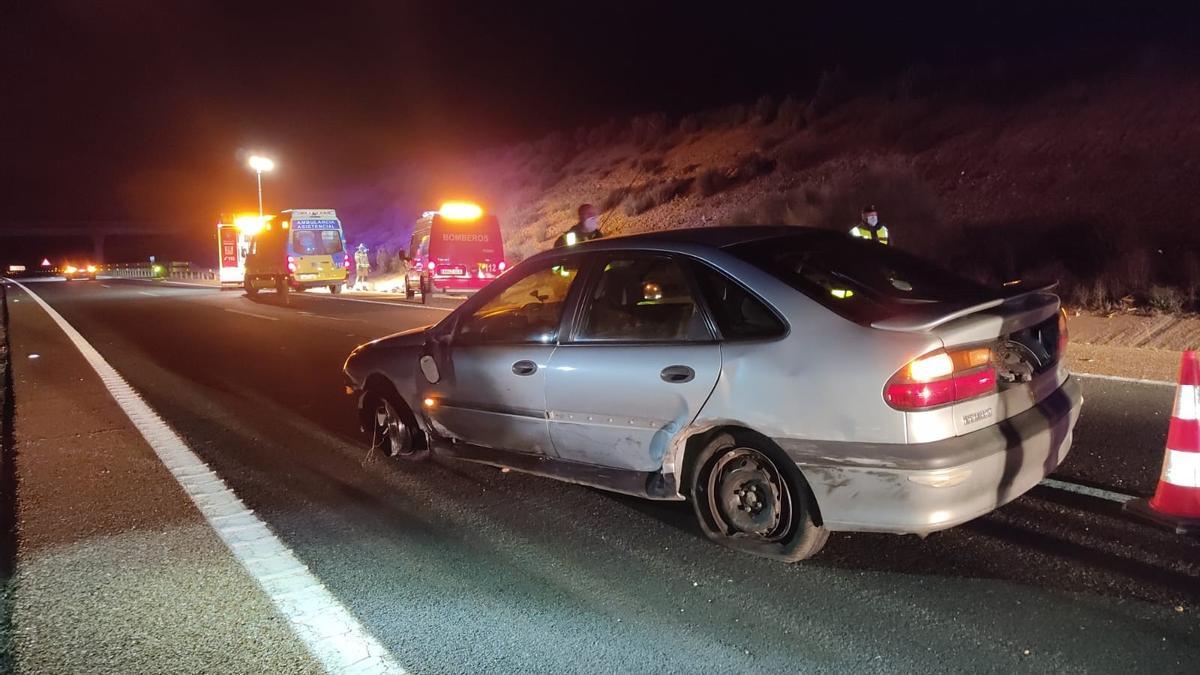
{"left": 691, "top": 262, "right": 786, "bottom": 340}
{"left": 456, "top": 260, "right": 581, "bottom": 344}
{"left": 577, "top": 256, "right": 711, "bottom": 342}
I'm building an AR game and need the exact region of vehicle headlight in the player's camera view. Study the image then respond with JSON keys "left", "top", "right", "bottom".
{"left": 65, "top": 265, "right": 77, "bottom": 274}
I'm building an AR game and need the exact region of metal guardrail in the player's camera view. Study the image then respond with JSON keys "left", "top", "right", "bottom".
{"left": 99, "top": 262, "right": 217, "bottom": 281}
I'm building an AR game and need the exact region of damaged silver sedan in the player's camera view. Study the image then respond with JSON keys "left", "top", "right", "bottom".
{"left": 343, "top": 226, "right": 1082, "bottom": 561}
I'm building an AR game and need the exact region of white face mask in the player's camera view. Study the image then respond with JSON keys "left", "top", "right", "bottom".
{"left": 866, "top": 215, "right": 879, "bottom": 226}
{"left": 583, "top": 216, "right": 599, "bottom": 232}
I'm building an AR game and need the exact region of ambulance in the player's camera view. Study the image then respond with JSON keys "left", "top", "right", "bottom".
{"left": 243, "top": 209, "right": 351, "bottom": 297}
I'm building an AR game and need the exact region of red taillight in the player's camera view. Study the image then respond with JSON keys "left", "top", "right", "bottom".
{"left": 426, "top": 261, "right": 435, "bottom": 270}
{"left": 287, "top": 255, "right": 296, "bottom": 273}
{"left": 344, "top": 258, "right": 351, "bottom": 268}
{"left": 498, "top": 260, "right": 507, "bottom": 272}
{"left": 884, "top": 347, "right": 996, "bottom": 411}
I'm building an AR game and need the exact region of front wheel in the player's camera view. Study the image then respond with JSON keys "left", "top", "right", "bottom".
{"left": 329, "top": 284, "right": 342, "bottom": 294}
{"left": 688, "top": 431, "right": 828, "bottom": 562}
{"left": 275, "top": 276, "right": 289, "bottom": 297}
{"left": 367, "top": 385, "right": 430, "bottom": 462}
{"left": 244, "top": 277, "right": 259, "bottom": 297}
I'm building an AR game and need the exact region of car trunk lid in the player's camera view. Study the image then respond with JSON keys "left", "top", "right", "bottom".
{"left": 877, "top": 287, "right": 1067, "bottom": 439}
{"left": 723, "top": 231, "right": 1070, "bottom": 441}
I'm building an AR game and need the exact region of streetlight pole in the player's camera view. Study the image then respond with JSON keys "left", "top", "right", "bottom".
{"left": 256, "top": 169, "right": 265, "bottom": 218}
{"left": 247, "top": 155, "right": 275, "bottom": 220}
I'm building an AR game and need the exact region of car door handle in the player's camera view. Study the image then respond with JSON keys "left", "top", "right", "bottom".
{"left": 512, "top": 360, "right": 538, "bottom": 376}
{"left": 660, "top": 365, "right": 695, "bottom": 384}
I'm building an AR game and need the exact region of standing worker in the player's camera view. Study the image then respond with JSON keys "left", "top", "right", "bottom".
{"left": 554, "top": 203, "right": 604, "bottom": 248}
{"left": 354, "top": 243, "right": 371, "bottom": 291}
{"left": 849, "top": 205, "right": 889, "bottom": 245}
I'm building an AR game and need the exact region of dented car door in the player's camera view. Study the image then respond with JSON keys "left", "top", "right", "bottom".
{"left": 545, "top": 254, "right": 721, "bottom": 471}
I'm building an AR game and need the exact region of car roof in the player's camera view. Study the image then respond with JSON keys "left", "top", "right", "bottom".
{"left": 574, "top": 225, "right": 824, "bottom": 251}
{"left": 519, "top": 225, "right": 842, "bottom": 269}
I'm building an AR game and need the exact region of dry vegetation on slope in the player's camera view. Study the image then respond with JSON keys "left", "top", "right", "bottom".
{"left": 369, "top": 60, "right": 1200, "bottom": 311}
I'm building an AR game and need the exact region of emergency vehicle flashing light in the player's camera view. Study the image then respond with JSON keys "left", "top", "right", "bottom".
{"left": 438, "top": 201, "right": 484, "bottom": 221}
{"left": 234, "top": 214, "right": 273, "bottom": 236}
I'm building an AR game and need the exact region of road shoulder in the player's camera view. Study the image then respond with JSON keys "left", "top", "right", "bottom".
{"left": 1, "top": 281, "right": 321, "bottom": 673}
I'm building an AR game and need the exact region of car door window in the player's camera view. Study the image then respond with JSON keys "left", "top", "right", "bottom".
{"left": 577, "top": 256, "right": 711, "bottom": 342}
{"left": 457, "top": 260, "right": 581, "bottom": 344}
{"left": 691, "top": 262, "right": 786, "bottom": 340}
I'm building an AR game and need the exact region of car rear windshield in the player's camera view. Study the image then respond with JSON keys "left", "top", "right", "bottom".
{"left": 726, "top": 231, "right": 993, "bottom": 325}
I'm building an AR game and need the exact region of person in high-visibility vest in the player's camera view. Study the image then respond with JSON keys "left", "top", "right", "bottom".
{"left": 554, "top": 203, "right": 604, "bottom": 248}
{"left": 849, "top": 205, "right": 889, "bottom": 245}
{"left": 354, "top": 244, "right": 371, "bottom": 290}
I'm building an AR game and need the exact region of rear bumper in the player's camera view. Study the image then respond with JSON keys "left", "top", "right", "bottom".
{"left": 430, "top": 276, "right": 492, "bottom": 290}
{"left": 779, "top": 376, "right": 1083, "bottom": 535}
{"left": 293, "top": 271, "right": 348, "bottom": 288}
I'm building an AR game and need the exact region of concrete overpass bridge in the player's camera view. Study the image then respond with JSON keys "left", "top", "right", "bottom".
{"left": 0, "top": 222, "right": 185, "bottom": 262}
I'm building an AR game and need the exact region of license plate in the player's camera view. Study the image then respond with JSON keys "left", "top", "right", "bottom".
{"left": 439, "top": 266, "right": 466, "bottom": 276}
{"left": 298, "top": 273, "right": 317, "bottom": 280}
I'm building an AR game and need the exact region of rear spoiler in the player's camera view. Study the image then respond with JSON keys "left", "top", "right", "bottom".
{"left": 870, "top": 281, "right": 1058, "bottom": 332}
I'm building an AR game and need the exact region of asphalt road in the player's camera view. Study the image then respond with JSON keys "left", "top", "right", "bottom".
{"left": 12, "top": 277, "right": 1200, "bottom": 673}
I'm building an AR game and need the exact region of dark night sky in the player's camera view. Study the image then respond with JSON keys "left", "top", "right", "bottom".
{"left": 1, "top": 1, "right": 1195, "bottom": 241}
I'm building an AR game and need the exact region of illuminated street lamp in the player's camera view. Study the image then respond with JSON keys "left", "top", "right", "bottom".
{"left": 247, "top": 155, "right": 275, "bottom": 219}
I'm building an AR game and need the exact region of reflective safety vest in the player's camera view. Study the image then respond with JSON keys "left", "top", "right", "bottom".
{"left": 849, "top": 224, "right": 890, "bottom": 245}
{"left": 554, "top": 225, "right": 603, "bottom": 248}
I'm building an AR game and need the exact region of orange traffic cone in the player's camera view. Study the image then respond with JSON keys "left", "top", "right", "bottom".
{"left": 1125, "top": 350, "right": 1200, "bottom": 533}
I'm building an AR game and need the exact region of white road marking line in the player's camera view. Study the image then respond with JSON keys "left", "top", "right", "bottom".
{"left": 159, "top": 280, "right": 219, "bottom": 288}
{"left": 118, "top": 278, "right": 219, "bottom": 289}
{"left": 225, "top": 308, "right": 280, "bottom": 321}
{"left": 1039, "top": 478, "right": 1136, "bottom": 503}
{"left": 124, "top": 276, "right": 455, "bottom": 311}
{"left": 11, "top": 279, "right": 406, "bottom": 674}
{"left": 138, "top": 291, "right": 158, "bottom": 296}
{"left": 301, "top": 311, "right": 359, "bottom": 323}
{"left": 308, "top": 294, "right": 456, "bottom": 312}
{"left": 100, "top": 284, "right": 111, "bottom": 288}
{"left": 1073, "top": 372, "right": 1175, "bottom": 388}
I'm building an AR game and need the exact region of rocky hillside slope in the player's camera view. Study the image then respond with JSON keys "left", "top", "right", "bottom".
{"left": 361, "top": 61, "right": 1200, "bottom": 310}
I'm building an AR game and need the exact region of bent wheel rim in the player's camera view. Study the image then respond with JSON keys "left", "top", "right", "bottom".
{"left": 705, "top": 447, "right": 793, "bottom": 542}
{"left": 374, "top": 399, "right": 411, "bottom": 457}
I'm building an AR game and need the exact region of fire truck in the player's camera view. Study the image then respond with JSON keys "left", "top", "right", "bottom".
{"left": 216, "top": 213, "right": 262, "bottom": 288}
{"left": 404, "top": 202, "right": 505, "bottom": 300}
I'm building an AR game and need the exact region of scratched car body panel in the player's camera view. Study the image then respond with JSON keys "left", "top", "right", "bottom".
{"left": 344, "top": 226, "right": 1082, "bottom": 559}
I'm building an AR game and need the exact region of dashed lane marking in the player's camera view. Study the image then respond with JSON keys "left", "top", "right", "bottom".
{"left": 159, "top": 280, "right": 220, "bottom": 288}
{"left": 225, "top": 308, "right": 280, "bottom": 321}
{"left": 306, "top": 294, "right": 456, "bottom": 312}
{"left": 298, "top": 311, "right": 359, "bottom": 323}
{"left": 121, "top": 278, "right": 457, "bottom": 311}
{"left": 107, "top": 278, "right": 219, "bottom": 289}
{"left": 1074, "top": 372, "right": 1175, "bottom": 388}
{"left": 1039, "top": 478, "right": 1136, "bottom": 504}
{"left": 11, "top": 279, "right": 406, "bottom": 675}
